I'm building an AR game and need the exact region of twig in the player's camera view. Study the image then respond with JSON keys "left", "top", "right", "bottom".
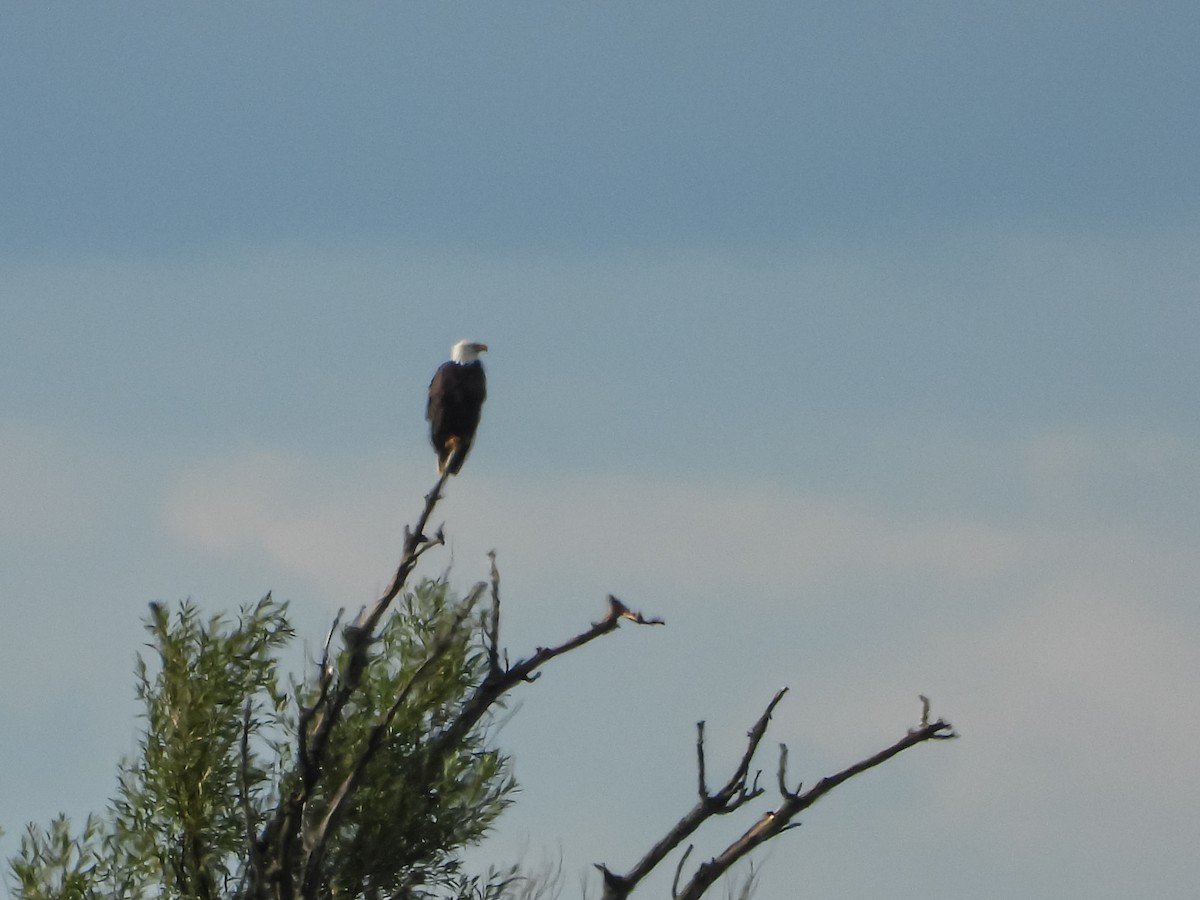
{"left": 671, "top": 845, "right": 694, "bottom": 899}
{"left": 487, "top": 550, "right": 502, "bottom": 677}
{"left": 776, "top": 742, "right": 800, "bottom": 800}
{"left": 724, "top": 688, "right": 787, "bottom": 805}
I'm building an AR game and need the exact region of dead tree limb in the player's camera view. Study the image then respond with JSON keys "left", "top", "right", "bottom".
{"left": 427, "top": 594, "right": 665, "bottom": 772}
{"left": 595, "top": 689, "right": 785, "bottom": 900}
{"left": 597, "top": 694, "right": 956, "bottom": 900}
{"left": 675, "top": 698, "right": 957, "bottom": 900}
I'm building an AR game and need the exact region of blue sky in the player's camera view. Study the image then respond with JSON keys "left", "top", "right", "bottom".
{"left": 2, "top": 3, "right": 1198, "bottom": 898}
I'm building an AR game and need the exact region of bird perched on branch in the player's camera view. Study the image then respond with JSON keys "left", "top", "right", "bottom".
{"left": 426, "top": 339, "right": 488, "bottom": 476}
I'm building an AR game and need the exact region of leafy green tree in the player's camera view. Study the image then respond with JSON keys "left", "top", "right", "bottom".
{"left": 7, "top": 476, "right": 954, "bottom": 900}
{"left": 13, "top": 581, "right": 515, "bottom": 900}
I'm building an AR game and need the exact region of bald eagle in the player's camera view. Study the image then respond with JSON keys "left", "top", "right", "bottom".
{"left": 426, "top": 340, "right": 488, "bottom": 475}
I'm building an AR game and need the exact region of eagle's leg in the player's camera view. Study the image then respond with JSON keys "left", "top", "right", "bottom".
{"left": 439, "top": 435, "right": 460, "bottom": 475}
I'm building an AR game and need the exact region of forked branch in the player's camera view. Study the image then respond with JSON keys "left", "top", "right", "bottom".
{"left": 598, "top": 694, "right": 956, "bottom": 900}
{"left": 596, "top": 688, "right": 786, "bottom": 900}
{"left": 676, "top": 698, "right": 957, "bottom": 900}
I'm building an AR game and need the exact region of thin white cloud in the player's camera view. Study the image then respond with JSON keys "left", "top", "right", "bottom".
{"left": 162, "top": 447, "right": 1032, "bottom": 624}
{"left": 162, "top": 449, "right": 420, "bottom": 603}
{"left": 160, "top": 429, "right": 1200, "bottom": 776}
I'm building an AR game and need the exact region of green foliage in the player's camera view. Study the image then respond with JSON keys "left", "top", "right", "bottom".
{"left": 10, "top": 815, "right": 105, "bottom": 900}
{"left": 110, "top": 594, "right": 294, "bottom": 900}
{"left": 7, "top": 581, "right": 517, "bottom": 900}
{"left": 309, "top": 581, "right": 516, "bottom": 899}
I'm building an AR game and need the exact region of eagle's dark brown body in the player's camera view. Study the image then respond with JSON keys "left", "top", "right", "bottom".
{"left": 426, "top": 357, "right": 487, "bottom": 475}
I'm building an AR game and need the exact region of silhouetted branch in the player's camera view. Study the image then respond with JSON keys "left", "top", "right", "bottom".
{"left": 675, "top": 698, "right": 957, "bottom": 900}
{"left": 778, "top": 741, "right": 807, "bottom": 800}
{"left": 596, "top": 693, "right": 955, "bottom": 900}
{"left": 369, "top": 472, "right": 451, "bottom": 629}
{"left": 596, "top": 689, "right": 785, "bottom": 900}
{"left": 510, "top": 596, "right": 664, "bottom": 684}
{"left": 429, "top": 594, "right": 664, "bottom": 771}
{"left": 296, "top": 609, "right": 341, "bottom": 781}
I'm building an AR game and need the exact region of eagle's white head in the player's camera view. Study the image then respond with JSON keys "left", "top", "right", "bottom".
{"left": 451, "top": 340, "right": 488, "bottom": 364}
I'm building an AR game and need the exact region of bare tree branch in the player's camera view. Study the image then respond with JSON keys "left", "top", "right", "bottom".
{"left": 368, "top": 473, "right": 451, "bottom": 632}
{"left": 295, "top": 609, "right": 341, "bottom": 792}
{"left": 595, "top": 693, "right": 955, "bottom": 900}
{"left": 596, "top": 689, "right": 786, "bottom": 900}
{"left": 425, "top": 594, "right": 664, "bottom": 792}
{"left": 508, "top": 596, "right": 665, "bottom": 681}
{"left": 434, "top": 595, "right": 663, "bottom": 755}
{"left": 675, "top": 698, "right": 957, "bottom": 900}
{"left": 724, "top": 689, "right": 787, "bottom": 805}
